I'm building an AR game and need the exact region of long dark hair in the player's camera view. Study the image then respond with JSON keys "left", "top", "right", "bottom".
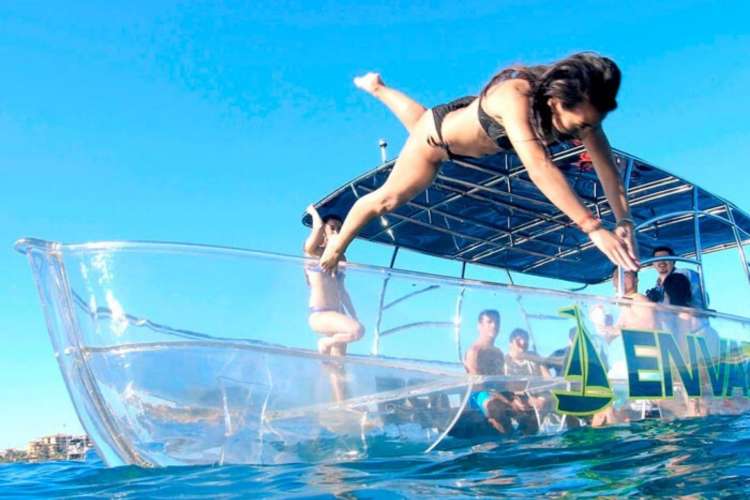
{"left": 482, "top": 52, "right": 621, "bottom": 143}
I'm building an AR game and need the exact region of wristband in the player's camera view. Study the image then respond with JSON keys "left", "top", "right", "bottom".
{"left": 615, "top": 217, "right": 635, "bottom": 229}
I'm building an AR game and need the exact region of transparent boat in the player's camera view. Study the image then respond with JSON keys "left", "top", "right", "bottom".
{"left": 16, "top": 144, "right": 750, "bottom": 466}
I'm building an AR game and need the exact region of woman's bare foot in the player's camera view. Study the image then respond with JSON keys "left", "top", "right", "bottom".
{"left": 354, "top": 72, "right": 384, "bottom": 95}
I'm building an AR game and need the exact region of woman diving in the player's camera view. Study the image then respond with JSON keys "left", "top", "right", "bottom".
{"left": 320, "top": 52, "right": 640, "bottom": 273}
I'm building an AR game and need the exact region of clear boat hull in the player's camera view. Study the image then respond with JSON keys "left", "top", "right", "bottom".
{"left": 16, "top": 239, "right": 750, "bottom": 466}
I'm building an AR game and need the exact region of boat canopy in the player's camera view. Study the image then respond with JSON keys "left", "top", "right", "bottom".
{"left": 304, "top": 144, "right": 750, "bottom": 284}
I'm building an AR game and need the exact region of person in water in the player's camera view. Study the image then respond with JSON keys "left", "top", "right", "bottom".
{"left": 462, "top": 311, "right": 538, "bottom": 435}
{"left": 304, "top": 204, "right": 364, "bottom": 357}
{"left": 320, "top": 52, "right": 639, "bottom": 274}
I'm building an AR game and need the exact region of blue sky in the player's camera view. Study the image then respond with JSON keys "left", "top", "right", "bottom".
{"left": 2, "top": 1, "right": 750, "bottom": 450}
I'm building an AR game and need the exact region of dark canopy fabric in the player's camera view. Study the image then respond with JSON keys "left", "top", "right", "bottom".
{"left": 304, "top": 143, "right": 750, "bottom": 284}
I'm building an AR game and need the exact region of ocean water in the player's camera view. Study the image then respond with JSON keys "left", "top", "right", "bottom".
{"left": 3, "top": 414, "right": 750, "bottom": 498}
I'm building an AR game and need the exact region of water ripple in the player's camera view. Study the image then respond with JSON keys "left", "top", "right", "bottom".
{"left": 2, "top": 414, "right": 750, "bottom": 498}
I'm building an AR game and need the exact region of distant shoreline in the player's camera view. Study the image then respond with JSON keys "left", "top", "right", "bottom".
{"left": 1, "top": 434, "right": 92, "bottom": 464}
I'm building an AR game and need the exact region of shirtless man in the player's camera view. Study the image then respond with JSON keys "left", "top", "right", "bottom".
{"left": 304, "top": 205, "right": 364, "bottom": 356}
{"left": 593, "top": 268, "right": 657, "bottom": 426}
{"left": 605, "top": 268, "right": 658, "bottom": 338}
{"left": 464, "top": 309, "right": 505, "bottom": 376}
{"left": 463, "top": 311, "right": 538, "bottom": 435}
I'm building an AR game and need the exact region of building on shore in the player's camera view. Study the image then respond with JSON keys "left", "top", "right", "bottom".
{"left": 2, "top": 434, "right": 94, "bottom": 462}
{"left": 0, "top": 448, "right": 28, "bottom": 463}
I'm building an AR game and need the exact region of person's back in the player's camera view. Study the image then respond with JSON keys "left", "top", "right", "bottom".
{"left": 305, "top": 264, "right": 343, "bottom": 311}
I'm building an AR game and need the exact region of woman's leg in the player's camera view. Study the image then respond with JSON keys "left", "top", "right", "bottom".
{"left": 355, "top": 72, "right": 428, "bottom": 133}
{"left": 322, "top": 113, "right": 446, "bottom": 267}
{"left": 309, "top": 311, "right": 365, "bottom": 355}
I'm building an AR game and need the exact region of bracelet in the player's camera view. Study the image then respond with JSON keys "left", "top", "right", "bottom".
{"left": 615, "top": 217, "right": 635, "bottom": 229}
{"left": 578, "top": 216, "right": 603, "bottom": 234}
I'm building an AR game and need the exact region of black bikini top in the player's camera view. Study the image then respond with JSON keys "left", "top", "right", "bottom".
{"left": 433, "top": 95, "right": 569, "bottom": 158}
{"left": 478, "top": 95, "right": 580, "bottom": 148}
{"left": 477, "top": 96, "right": 513, "bottom": 150}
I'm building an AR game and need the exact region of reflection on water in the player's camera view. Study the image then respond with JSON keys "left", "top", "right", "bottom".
{"left": 3, "top": 414, "right": 750, "bottom": 497}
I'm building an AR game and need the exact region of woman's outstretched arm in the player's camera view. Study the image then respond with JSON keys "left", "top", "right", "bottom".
{"left": 582, "top": 126, "right": 640, "bottom": 263}
{"left": 488, "top": 81, "right": 639, "bottom": 271}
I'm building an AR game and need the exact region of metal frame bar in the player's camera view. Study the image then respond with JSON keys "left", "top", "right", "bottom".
{"left": 366, "top": 153, "right": 678, "bottom": 270}
{"left": 454, "top": 263, "right": 467, "bottom": 364}
{"left": 522, "top": 205, "right": 742, "bottom": 275}
{"left": 372, "top": 247, "right": 400, "bottom": 355}
{"left": 449, "top": 164, "right": 680, "bottom": 261}
{"left": 315, "top": 147, "right": 750, "bottom": 289}
{"left": 449, "top": 157, "right": 598, "bottom": 204}
{"left": 726, "top": 204, "right": 750, "bottom": 288}
{"left": 364, "top": 149, "right": 594, "bottom": 254}
{"left": 380, "top": 321, "right": 456, "bottom": 337}
{"left": 384, "top": 285, "right": 440, "bottom": 310}
{"left": 367, "top": 206, "right": 579, "bottom": 263}
{"left": 692, "top": 187, "right": 709, "bottom": 307}
{"left": 365, "top": 165, "right": 514, "bottom": 241}
{"left": 356, "top": 184, "right": 580, "bottom": 256}
{"left": 458, "top": 179, "right": 687, "bottom": 266}
{"left": 617, "top": 157, "right": 635, "bottom": 296}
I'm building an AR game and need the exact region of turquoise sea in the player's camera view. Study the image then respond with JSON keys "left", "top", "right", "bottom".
{"left": 2, "top": 414, "right": 750, "bottom": 498}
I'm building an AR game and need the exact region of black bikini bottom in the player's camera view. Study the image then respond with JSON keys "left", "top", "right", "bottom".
{"left": 429, "top": 95, "right": 476, "bottom": 157}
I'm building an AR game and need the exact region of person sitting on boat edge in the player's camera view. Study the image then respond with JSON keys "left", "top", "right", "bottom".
{"left": 303, "top": 204, "right": 364, "bottom": 357}
{"left": 319, "top": 52, "right": 640, "bottom": 274}
{"left": 505, "top": 328, "right": 551, "bottom": 379}
{"left": 454, "top": 310, "right": 538, "bottom": 436}
{"left": 591, "top": 268, "right": 656, "bottom": 426}
{"left": 504, "top": 328, "right": 552, "bottom": 415}
{"left": 600, "top": 268, "right": 658, "bottom": 343}
{"left": 645, "top": 246, "right": 708, "bottom": 309}
{"left": 464, "top": 309, "right": 505, "bottom": 376}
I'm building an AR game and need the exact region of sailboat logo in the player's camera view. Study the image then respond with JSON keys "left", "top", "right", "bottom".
{"left": 552, "top": 306, "right": 614, "bottom": 415}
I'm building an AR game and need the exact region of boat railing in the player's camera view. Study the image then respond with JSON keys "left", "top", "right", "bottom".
{"left": 635, "top": 192, "right": 750, "bottom": 307}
